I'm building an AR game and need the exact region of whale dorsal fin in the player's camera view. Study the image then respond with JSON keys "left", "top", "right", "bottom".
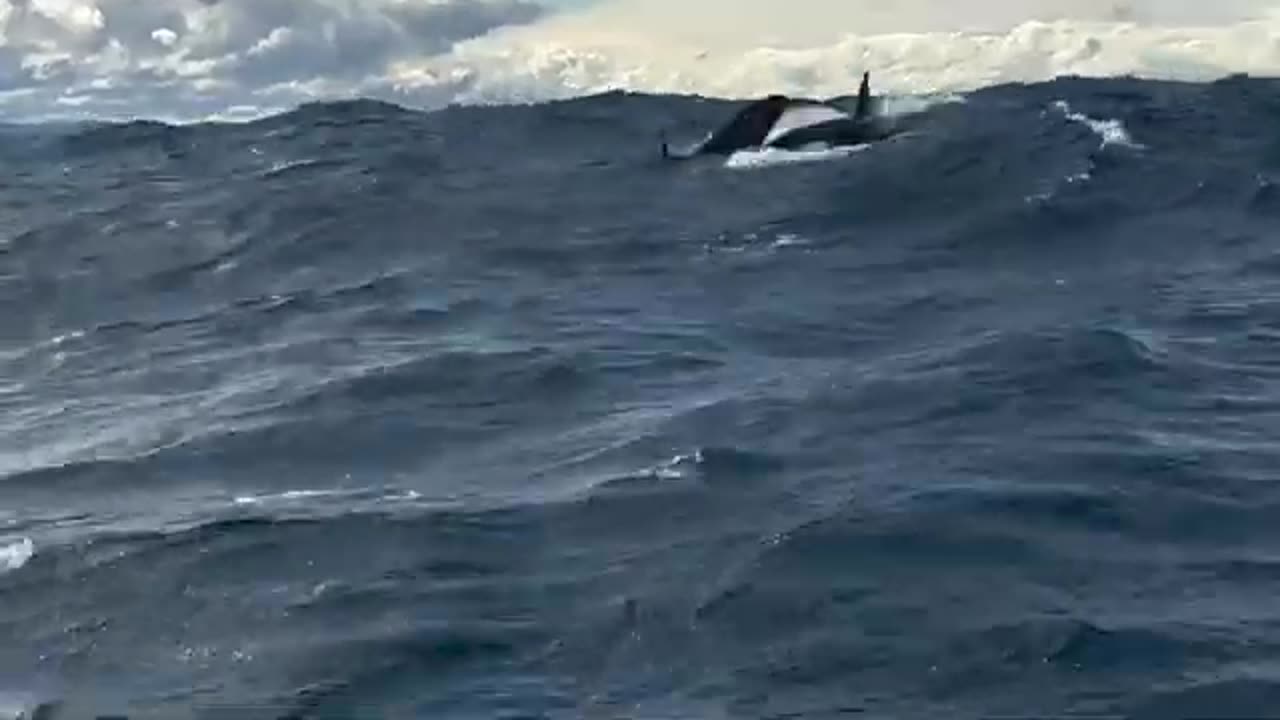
{"left": 854, "top": 71, "right": 872, "bottom": 120}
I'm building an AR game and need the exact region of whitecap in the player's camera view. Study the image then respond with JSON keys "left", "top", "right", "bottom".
{"left": 231, "top": 487, "right": 421, "bottom": 507}
{"left": 0, "top": 537, "right": 35, "bottom": 575}
{"left": 771, "top": 232, "right": 810, "bottom": 248}
{"left": 1053, "top": 100, "right": 1144, "bottom": 149}
{"left": 725, "top": 143, "right": 868, "bottom": 169}
{"left": 262, "top": 158, "right": 323, "bottom": 178}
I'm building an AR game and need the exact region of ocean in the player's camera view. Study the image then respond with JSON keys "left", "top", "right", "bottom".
{"left": 4, "top": 73, "right": 1280, "bottom": 718}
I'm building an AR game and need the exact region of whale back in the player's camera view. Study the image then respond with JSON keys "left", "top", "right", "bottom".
{"left": 673, "top": 73, "right": 882, "bottom": 158}
{"left": 697, "top": 94, "right": 792, "bottom": 155}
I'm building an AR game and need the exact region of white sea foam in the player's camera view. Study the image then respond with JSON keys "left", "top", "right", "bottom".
{"left": 232, "top": 487, "right": 421, "bottom": 507}
{"left": 262, "top": 158, "right": 324, "bottom": 178}
{"left": 725, "top": 144, "right": 869, "bottom": 169}
{"left": 232, "top": 489, "right": 347, "bottom": 506}
{"left": 1053, "top": 100, "right": 1145, "bottom": 149}
{"left": 0, "top": 537, "right": 34, "bottom": 575}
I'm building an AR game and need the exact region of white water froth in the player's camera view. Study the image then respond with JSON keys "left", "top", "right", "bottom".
{"left": 1053, "top": 100, "right": 1145, "bottom": 148}
{"left": 0, "top": 537, "right": 34, "bottom": 575}
{"left": 232, "top": 487, "right": 422, "bottom": 507}
{"left": 263, "top": 159, "right": 321, "bottom": 177}
{"left": 725, "top": 143, "right": 869, "bottom": 169}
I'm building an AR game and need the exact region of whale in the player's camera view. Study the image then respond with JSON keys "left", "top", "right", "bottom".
{"left": 662, "top": 72, "right": 896, "bottom": 159}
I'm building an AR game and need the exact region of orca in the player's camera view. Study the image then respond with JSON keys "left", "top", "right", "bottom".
{"left": 662, "top": 72, "right": 896, "bottom": 159}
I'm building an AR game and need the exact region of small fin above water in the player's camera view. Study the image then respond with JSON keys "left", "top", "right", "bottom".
{"left": 855, "top": 71, "right": 872, "bottom": 121}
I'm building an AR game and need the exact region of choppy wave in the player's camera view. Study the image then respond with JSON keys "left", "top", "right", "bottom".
{"left": 5, "top": 72, "right": 1280, "bottom": 717}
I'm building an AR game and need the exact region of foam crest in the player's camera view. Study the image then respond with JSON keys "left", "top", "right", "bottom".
{"left": 724, "top": 144, "right": 869, "bottom": 169}
{"left": 231, "top": 487, "right": 421, "bottom": 507}
{"left": 0, "top": 537, "right": 34, "bottom": 575}
{"left": 1053, "top": 100, "right": 1145, "bottom": 149}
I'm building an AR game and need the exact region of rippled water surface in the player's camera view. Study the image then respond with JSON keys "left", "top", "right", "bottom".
{"left": 4, "top": 76, "right": 1280, "bottom": 718}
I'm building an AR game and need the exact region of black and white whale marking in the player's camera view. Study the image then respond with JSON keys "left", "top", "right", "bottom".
{"left": 662, "top": 72, "right": 895, "bottom": 159}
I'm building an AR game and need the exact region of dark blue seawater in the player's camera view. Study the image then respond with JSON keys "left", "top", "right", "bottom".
{"left": 4, "top": 74, "right": 1280, "bottom": 719}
